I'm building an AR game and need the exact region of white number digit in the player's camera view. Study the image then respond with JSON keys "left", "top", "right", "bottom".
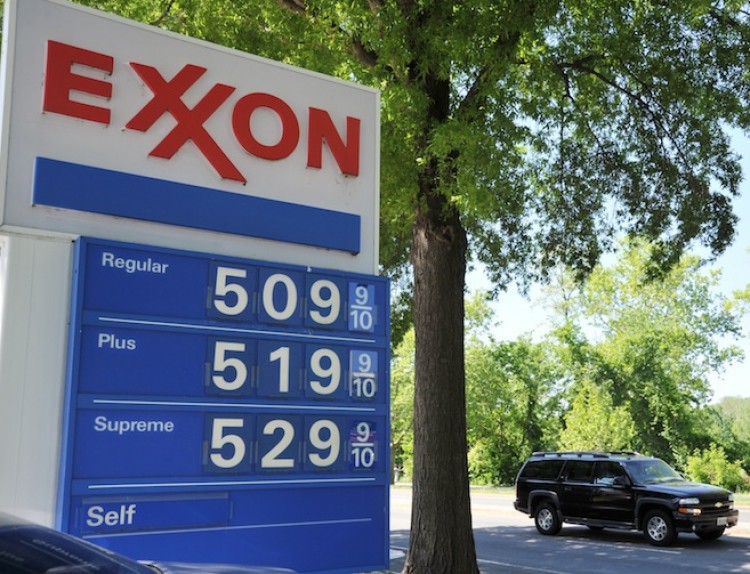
{"left": 353, "top": 447, "right": 376, "bottom": 468}
{"left": 308, "top": 420, "right": 340, "bottom": 467}
{"left": 212, "top": 342, "right": 247, "bottom": 391}
{"left": 351, "top": 421, "right": 375, "bottom": 468}
{"left": 354, "top": 285, "right": 370, "bottom": 305}
{"left": 269, "top": 346, "right": 290, "bottom": 393}
{"left": 209, "top": 418, "right": 246, "bottom": 469}
{"left": 351, "top": 352, "right": 376, "bottom": 398}
{"left": 352, "top": 376, "right": 377, "bottom": 398}
{"left": 309, "top": 348, "right": 340, "bottom": 395}
{"left": 309, "top": 280, "right": 340, "bottom": 325}
{"left": 261, "top": 419, "right": 295, "bottom": 469}
{"left": 350, "top": 309, "right": 374, "bottom": 331}
{"left": 262, "top": 274, "right": 297, "bottom": 321}
{"left": 213, "top": 267, "right": 249, "bottom": 316}
{"left": 356, "top": 422, "right": 372, "bottom": 443}
{"left": 357, "top": 353, "right": 372, "bottom": 372}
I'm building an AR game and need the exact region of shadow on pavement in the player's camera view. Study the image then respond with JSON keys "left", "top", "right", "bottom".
{"left": 388, "top": 530, "right": 409, "bottom": 573}
{"left": 387, "top": 524, "right": 750, "bottom": 574}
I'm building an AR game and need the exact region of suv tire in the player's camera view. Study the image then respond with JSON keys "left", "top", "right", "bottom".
{"left": 643, "top": 509, "right": 676, "bottom": 546}
{"left": 695, "top": 527, "right": 725, "bottom": 541}
{"left": 534, "top": 502, "right": 562, "bottom": 536}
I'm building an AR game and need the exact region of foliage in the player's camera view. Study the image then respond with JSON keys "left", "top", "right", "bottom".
{"left": 559, "top": 378, "right": 635, "bottom": 452}
{"left": 716, "top": 396, "right": 750, "bottom": 444}
{"left": 732, "top": 250, "right": 750, "bottom": 311}
{"left": 388, "top": 242, "right": 750, "bottom": 487}
{"left": 546, "top": 240, "right": 744, "bottom": 464}
{"left": 392, "top": 293, "right": 564, "bottom": 486}
{"left": 391, "top": 328, "right": 415, "bottom": 482}
{"left": 712, "top": 397, "right": 750, "bottom": 469}
{"left": 686, "top": 444, "right": 748, "bottom": 492}
{"left": 395, "top": 242, "right": 750, "bottom": 487}
{"left": 466, "top": 336, "right": 562, "bottom": 485}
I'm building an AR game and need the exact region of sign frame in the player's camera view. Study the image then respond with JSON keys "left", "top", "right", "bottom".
{"left": 58, "top": 237, "right": 390, "bottom": 573}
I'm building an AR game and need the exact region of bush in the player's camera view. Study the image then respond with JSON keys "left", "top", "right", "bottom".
{"left": 686, "top": 444, "right": 748, "bottom": 492}
{"left": 468, "top": 439, "right": 497, "bottom": 485}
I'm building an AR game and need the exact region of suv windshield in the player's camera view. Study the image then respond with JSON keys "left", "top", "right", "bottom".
{"left": 625, "top": 459, "right": 684, "bottom": 485}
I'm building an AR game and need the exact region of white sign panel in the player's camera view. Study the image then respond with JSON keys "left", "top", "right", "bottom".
{"left": 0, "top": 0, "right": 379, "bottom": 273}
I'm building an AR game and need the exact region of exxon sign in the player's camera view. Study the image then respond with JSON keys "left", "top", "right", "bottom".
{"left": 0, "top": 0, "right": 380, "bottom": 274}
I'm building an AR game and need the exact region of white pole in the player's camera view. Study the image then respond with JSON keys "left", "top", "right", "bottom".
{"left": 0, "top": 231, "right": 73, "bottom": 526}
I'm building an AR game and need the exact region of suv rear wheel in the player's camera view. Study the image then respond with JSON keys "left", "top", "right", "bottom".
{"left": 534, "top": 502, "right": 562, "bottom": 536}
{"left": 643, "top": 509, "right": 676, "bottom": 546}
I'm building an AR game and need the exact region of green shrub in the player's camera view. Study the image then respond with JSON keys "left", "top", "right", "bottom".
{"left": 686, "top": 444, "right": 748, "bottom": 492}
{"left": 468, "top": 439, "right": 497, "bottom": 486}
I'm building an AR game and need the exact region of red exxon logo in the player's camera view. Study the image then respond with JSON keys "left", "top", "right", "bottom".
{"left": 42, "top": 40, "right": 362, "bottom": 184}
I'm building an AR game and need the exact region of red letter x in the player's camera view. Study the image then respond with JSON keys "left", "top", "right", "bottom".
{"left": 126, "top": 63, "right": 245, "bottom": 183}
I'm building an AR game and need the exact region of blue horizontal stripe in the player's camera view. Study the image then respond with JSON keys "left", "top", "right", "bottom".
{"left": 32, "top": 157, "right": 360, "bottom": 253}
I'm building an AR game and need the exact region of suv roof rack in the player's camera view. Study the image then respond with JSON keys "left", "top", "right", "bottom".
{"left": 530, "top": 451, "right": 642, "bottom": 459}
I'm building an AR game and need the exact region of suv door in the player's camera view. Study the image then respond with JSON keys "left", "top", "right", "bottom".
{"left": 516, "top": 459, "right": 565, "bottom": 513}
{"left": 590, "top": 461, "right": 635, "bottom": 524}
{"left": 559, "top": 460, "right": 595, "bottom": 519}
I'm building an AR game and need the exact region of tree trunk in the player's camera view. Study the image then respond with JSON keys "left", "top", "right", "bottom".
{"left": 403, "top": 192, "right": 479, "bottom": 573}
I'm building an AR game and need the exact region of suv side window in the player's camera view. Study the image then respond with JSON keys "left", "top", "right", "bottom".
{"left": 565, "top": 461, "right": 594, "bottom": 482}
{"left": 593, "top": 461, "right": 626, "bottom": 486}
{"left": 520, "top": 460, "right": 564, "bottom": 480}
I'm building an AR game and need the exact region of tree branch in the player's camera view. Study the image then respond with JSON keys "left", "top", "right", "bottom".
{"left": 397, "top": 0, "right": 412, "bottom": 19}
{"left": 150, "top": 0, "right": 177, "bottom": 27}
{"left": 553, "top": 62, "right": 626, "bottom": 183}
{"left": 351, "top": 37, "right": 379, "bottom": 68}
{"left": 274, "top": 0, "right": 305, "bottom": 15}
{"left": 458, "top": 63, "right": 491, "bottom": 117}
{"left": 557, "top": 59, "right": 686, "bottom": 163}
{"left": 457, "top": 29, "right": 523, "bottom": 120}
{"left": 274, "top": 0, "right": 379, "bottom": 68}
{"left": 367, "top": 0, "right": 383, "bottom": 14}
{"left": 456, "top": 1, "right": 539, "bottom": 118}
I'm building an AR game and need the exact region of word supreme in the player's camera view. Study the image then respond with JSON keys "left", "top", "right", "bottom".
{"left": 42, "top": 40, "right": 361, "bottom": 183}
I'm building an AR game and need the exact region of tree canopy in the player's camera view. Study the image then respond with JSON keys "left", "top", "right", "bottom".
{"left": 62, "top": 1, "right": 750, "bottom": 571}
{"left": 548, "top": 240, "right": 744, "bottom": 461}
{"left": 392, "top": 241, "right": 748, "bottom": 490}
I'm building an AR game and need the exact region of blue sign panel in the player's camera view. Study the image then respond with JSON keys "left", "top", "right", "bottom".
{"left": 34, "top": 158, "right": 362, "bottom": 253}
{"left": 59, "top": 238, "right": 389, "bottom": 573}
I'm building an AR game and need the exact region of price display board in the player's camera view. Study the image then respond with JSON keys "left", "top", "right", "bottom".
{"left": 58, "top": 238, "right": 389, "bottom": 573}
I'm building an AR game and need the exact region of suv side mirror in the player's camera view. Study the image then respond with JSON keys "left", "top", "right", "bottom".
{"left": 612, "top": 476, "right": 630, "bottom": 487}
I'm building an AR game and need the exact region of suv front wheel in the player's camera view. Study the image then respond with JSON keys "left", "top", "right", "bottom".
{"left": 534, "top": 502, "right": 562, "bottom": 536}
{"left": 643, "top": 509, "right": 676, "bottom": 546}
{"left": 695, "top": 527, "right": 725, "bottom": 541}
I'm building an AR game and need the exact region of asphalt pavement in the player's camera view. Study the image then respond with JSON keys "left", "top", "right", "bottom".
{"left": 385, "top": 488, "right": 750, "bottom": 573}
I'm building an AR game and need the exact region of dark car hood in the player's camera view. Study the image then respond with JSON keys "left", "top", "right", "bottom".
{"left": 639, "top": 480, "right": 731, "bottom": 498}
{"left": 142, "top": 562, "right": 295, "bottom": 574}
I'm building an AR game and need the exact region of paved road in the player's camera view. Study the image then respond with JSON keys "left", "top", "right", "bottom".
{"left": 388, "top": 488, "right": 750, "bottom": 573}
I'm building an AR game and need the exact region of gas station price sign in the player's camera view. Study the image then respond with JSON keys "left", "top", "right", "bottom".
{"left": 58, "top": 237, "right": 390, "bottom": 573}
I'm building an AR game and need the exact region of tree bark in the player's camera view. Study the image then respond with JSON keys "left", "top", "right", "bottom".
{"left": 403, "top": 191, "right": 478, "bottom": 573}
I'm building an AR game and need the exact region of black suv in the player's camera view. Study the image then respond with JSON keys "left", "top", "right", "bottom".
{"left": 514, "top": 451, "right": 739, "bottom": 546}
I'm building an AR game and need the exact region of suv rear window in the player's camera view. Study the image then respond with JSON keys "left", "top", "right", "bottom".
{"left": 520, "top": 460, "right": 564, "bottom": 479}
{"left": 564, "top": 461, "right": 594, "bottom": 482}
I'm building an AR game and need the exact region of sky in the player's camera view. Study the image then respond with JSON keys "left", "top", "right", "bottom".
{"left": 468, "top": 132, "right": 750, "bottom": 402}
